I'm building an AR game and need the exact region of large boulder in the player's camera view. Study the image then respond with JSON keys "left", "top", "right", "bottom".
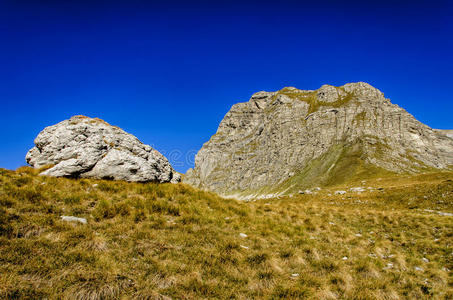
{"left": 26, "top": 115, "right": 181, "bottom": 183}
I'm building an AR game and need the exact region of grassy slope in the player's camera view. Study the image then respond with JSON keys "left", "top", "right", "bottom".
{"left": 1, "top": 167, "right": 452, "bottom": 299}
{"left": 227, "top": 141, "right": 398, "bottom": 199}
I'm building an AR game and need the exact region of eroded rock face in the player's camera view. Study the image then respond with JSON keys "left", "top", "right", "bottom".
{"left": 184, "top": 82, "right": 453, "bottom": 196}
{"left": 26, "top": 116, "right": 181, "bottom": 183}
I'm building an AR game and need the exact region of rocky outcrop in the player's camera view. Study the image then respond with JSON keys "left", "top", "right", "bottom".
{"left": 436, "top": 130, "right": 453, "bottom": 140}
{"left": 26, "top": 116, "right": 181, "bottom": 183}
{"left": 185, "top": 82, "right": 453, "bottom": 197}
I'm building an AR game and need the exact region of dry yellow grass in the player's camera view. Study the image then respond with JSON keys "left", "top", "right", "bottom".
{"left": 0, "top": 167, "right": 452, "bottom": 299}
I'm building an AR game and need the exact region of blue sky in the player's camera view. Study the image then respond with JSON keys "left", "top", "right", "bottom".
{"left": 1, "top": 0, "right": 452, "bottom": 173}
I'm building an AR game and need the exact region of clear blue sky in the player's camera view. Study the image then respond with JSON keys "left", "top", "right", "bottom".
{"left": 1, "top": 0, "right": 452, "bottom": 173}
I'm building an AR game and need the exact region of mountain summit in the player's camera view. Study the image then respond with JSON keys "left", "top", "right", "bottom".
{"left": 184, "top": 82, "right": 453, "bottom": 198}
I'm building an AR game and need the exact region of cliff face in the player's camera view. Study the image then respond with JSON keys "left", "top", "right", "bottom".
{"left": 184, "top": 82, "right": 453, "bottom": 197}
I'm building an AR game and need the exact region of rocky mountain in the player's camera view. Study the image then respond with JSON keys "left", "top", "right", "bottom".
{"left": 437, "top": 129, "right": 453, "bottom": 139}
{"left": 184, "top": 82, "right": 453, "bottom": 198}
{"left": 26, "top": 115, "right": 181, "bottom": 183}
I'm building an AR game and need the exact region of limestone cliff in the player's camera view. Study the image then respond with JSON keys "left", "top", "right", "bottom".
{"left": 184, "top": 82, "right": 453, "bottom": 197}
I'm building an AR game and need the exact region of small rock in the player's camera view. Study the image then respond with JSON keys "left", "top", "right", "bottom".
{"left": 239, "top": 233, "right": 248, "bottom": 238}
{"left": 240, "top": 245, "right": 249, "bottom": 249}
{"left": 291, "top": 273, "right": 299, "bottom": 277}
{"left": 61, "top": 216, "right": 87, "bottom": 224}
{"left": 342, "top": 256, "right": 348, "bottom": 260}
{"left": 92, "top": 184, "right": 98, "bottom": 187}
{"left": 438, "top": 211, "right": 453, "bottom": 217}
{"left": 355, "top": 233, "right": 362, "bottom": 237}
{"left": 422, "top": 257, "right": 429, "bottom": 263}
{"left": 350, "top": 187, "right": 366, "bottom": 192}
{"left": 414, "top": 266, "right": 424, "bottom": 271}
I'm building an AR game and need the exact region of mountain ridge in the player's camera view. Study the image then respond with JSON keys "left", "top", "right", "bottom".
{"left": 184, "top": 82, "right": 453, "bottom": 198}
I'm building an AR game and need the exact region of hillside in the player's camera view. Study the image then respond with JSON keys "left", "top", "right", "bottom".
{"left": 185, "top": 82, "right": 453, "bottom": 198}
{"left": 1, "top": 167, "right": 452, "bottom": 299}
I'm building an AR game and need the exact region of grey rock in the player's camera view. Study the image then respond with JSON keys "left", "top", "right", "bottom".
{"left": 436, "top": 129, "right": 453, "bottom": 140}
{"left": 350, "top": 187, "right": 366, "bottom": 192}
{"left": 184, "top": 82, "right": 453, "bottom": 197}
{"left": 26, "top": 115, "right": 180, "bottom": 183}
{"left": 61, "top": 216, "right": 87, "bottom": 224}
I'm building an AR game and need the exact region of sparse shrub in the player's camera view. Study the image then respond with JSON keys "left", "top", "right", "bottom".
{"left": 150, "top": 199, "right": 180, "bottom": 216}
{"left": 97, "top": 181, "right": 120, "bottom": 192}
{"left": 279, "top": 249, "right": 293, "bottom": 259}
{"left": 311, "top": 259, "right": 339, "bottom": 273}
{"left": 114, "top": 202, "right": 131, "bottom": 216}
{"left": 63, "top": 195, "right": 81, "bottom": 204}
{"left": 134, "top": 209, "right": 147, "bottom": 222}
{"left": 13, "top": 176, "right": 32, "bottom": 187}
{"left": 246, "top": 253, "right": 268, "bottom": 265}
{"left": 271, "top": 285, "right": 312, "bottom": 299}
{"left": 257, "top": 271, "right": 274, "bottom": 280}
{"left": 0, "top": 208, "right": 16, "bottom": 238}
{"left": 93, "top": 199, "right": 116, "bottom": 220}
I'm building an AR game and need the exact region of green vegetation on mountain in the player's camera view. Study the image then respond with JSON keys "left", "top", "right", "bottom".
{"left": 277, "top": 86, "right": 355, "bottom": 115}
{"left": 1, "top": 167, "right": 452, "bottom": 299}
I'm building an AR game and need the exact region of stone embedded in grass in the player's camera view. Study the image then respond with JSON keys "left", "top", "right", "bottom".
{"left": 239, "top": 233, "right": 248, "bottom": 238}
{"left": 61, "top": 216, "right": 87, "bottom": 224}
{"left": 350, "top": 187, "right": 366, "bottom": 192}
{"left": 291, "top": 273, "right": 299, "bottom": 277}
{"left": 438, "top": 211, "right": 453, "bottom": 217}
{"left": 423, "top": 209, "right": 453, "bottom": 217}
{"left": 298, "top": 189, "right": 313, "bottom": 194}
{"left": 414, "top": 266, "right": 424, "bottom": 271}
{"left": 240, "top": 245, "right": 249, "bottom": 249}
{"left": 342, "top": 256, "right": 348, "bottom": 260}
{"left": 422, "top": 257, "right": 429, "bottom": 263}
{"left": 355, "top": 233, "right": 362, "bottom": 237}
